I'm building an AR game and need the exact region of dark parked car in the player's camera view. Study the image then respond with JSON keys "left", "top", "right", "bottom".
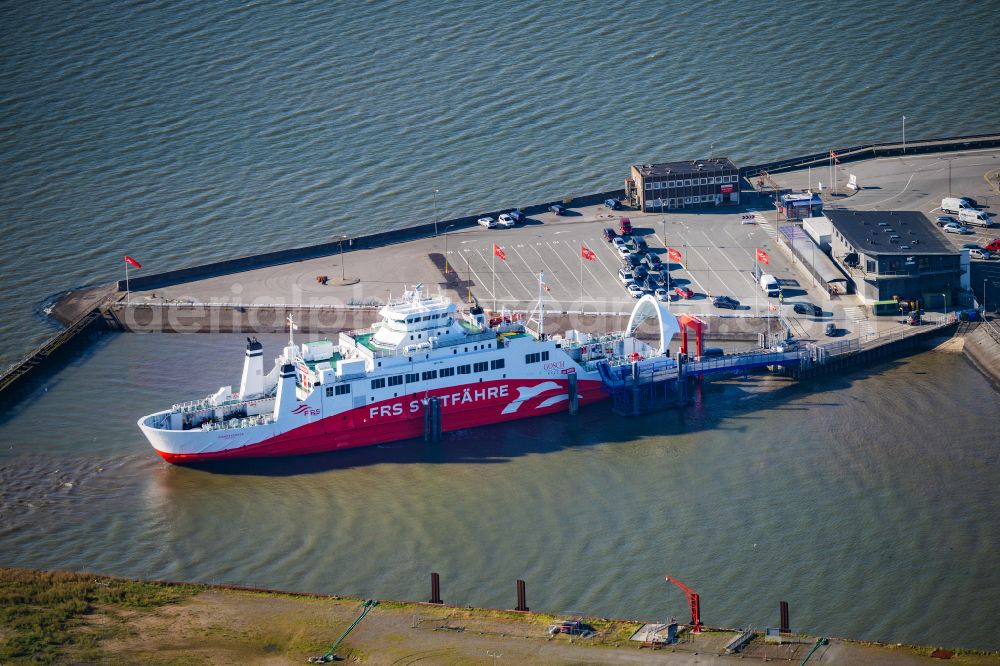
{"left": 627, "top": 253, "right": 644, "bottom": 268}
{"left": 936, "top": 215, "right": 957, "bottom": 227}
{"left": 604, "top": 198, "right": 621, "bottom": 210}
{"left": 634, "top": 237, "right": 648, "bottom": 252}
{"left": 508, "top": 209, "right": 526, "bottom": 223}
{"left": 633, "top": 265, "right": 648, "bottom": 280}
{"left": 549, "top": 204, "right": 566, "bottom": 215}
{"left": 644, "top": 253, "right": 662, "bottom": 267}
{"left": 825, "top": 323, "right": 837, "bottom": 336}
{"left": 602, "top": 227, "right": 617, "bottom": 242}
{"left": 712, "top": 295, "right": 740, "bottom": 309}
{"left": 793, "top": 302, "right": 823, "bottom": 316}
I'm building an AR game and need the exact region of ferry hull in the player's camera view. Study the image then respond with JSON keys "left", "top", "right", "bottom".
{"left": 149, "top": 378, "right": 606, "bottom": 464}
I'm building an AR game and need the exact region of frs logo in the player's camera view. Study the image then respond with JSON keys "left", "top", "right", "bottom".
{"left": 291, "top": 404, "right": 320, "bottom": 416}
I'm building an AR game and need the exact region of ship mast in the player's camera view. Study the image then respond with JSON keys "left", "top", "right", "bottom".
{"left": 527, "top": 271, "right": 545, "bottom": 339}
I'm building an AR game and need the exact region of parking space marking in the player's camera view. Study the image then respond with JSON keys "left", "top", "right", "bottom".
{"left": 530, "top": 241, "right": 587, "bottom": 300}
{"left": 522, "top": 243, "right": 571, "bottom": 293}
{"left": 517, "top": 242, "right": 574, "bottom": 297}
{"left": 462, "top": 247, "right": 496, "bottom": 302}
{"left": 473, "top": 246, "right": 521, "bottom": 303}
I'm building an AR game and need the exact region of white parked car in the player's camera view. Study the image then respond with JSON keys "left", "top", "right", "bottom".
{"left": 654, "top": 288, "right": 669, "bottom": 301}
{"left": 943, "top": 222, "right": 970, "bottom": 234}
{"left": 477, "top": 216, "right": 496, "bottom": 229}
{"left": 626, "top": 282, "right": 643, "bottom": 298}
{"left": 618, "top": 268, "right": 634, "bottom": 283}
{"left": 970, "top": 249, "right": 995, "bottom": 260}
{"left": 497, "top": 213, "right": 515, "bottom": 228}
{"left": 612, "top": 237, "right": 627, "bottom": 249}
{"left": 617, "top": 245, "right": 632, "bottom": 258}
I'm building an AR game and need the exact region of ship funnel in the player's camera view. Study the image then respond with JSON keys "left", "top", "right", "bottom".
{"left": 239, "top": 337, "right": 265, "bottom": 399}
{"left": 273, "top": 363, "right": 298, "bottom": 420}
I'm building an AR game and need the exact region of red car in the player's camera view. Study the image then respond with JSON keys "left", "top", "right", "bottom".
{"left": 674, "top": 286, "right": 694, "bottom": 299}
{"left": 985, "top": 238, "right": 1000, "bottom": 253}
{"left": 618, "top": 216, "right": 633, "bottom": 235}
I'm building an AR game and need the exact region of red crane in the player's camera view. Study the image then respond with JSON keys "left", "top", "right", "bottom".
{"left": 665, "top": 576, "right": 702, "bottom": 633}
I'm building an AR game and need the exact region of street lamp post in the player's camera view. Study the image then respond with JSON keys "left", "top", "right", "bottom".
{"left": 941, "top": 292, "right": 947, "bottom": 323}
{"left": 433, "top": 189, "right": 439, "bottom": 236}
{"left": 948, "top": 159, "right": 952, "bottom": 197}
{"left": 984, "top": 278, "right": 988, "bottom": 314}
{"left": 444, "top": 224, "right": 455, "bottom": 277}
{"left": 332, "top": 235, "right": 360, "bottom": 286}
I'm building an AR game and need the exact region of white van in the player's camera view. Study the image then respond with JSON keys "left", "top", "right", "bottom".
{"left": 759, "top": 273, "right": 780, "bottom": 297}
{"left": 958, "top": 208, "right": 993, "bottom": 227}
{"left": 941, "top": 197, "right": 973, "bottom": 214}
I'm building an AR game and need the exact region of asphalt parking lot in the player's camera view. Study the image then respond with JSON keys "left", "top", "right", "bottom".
{"left": 456, "top": 205, "right": 830, "bottom": 318}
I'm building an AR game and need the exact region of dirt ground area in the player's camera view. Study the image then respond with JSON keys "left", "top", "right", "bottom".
{"left": 3, "top": 569, "right": 998, "bottom": 665}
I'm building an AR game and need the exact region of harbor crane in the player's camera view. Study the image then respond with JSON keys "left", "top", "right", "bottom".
{"left": 665, "top": 576, "right": 702, "bottom": 633}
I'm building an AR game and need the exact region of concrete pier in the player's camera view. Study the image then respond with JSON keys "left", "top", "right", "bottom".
{"left": 6, "top": 136, "right": 1000, "bottom": 403}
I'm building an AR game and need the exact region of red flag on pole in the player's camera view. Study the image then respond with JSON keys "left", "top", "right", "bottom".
{"left": 124, "top": 255, "right": 142, "bottom": 269}
{"left": 581, "top": 246, "right": 596, "bottom": 261}
{"left": 493, "top": 244, "right": 507, "bottom": 261}
{"left": 756, "top": 248, "right": 770, "bottom": 264}
{"left": 830, "top": 150, "right": 840, "bottom": 164}
{"left": 667, "top": 247, "right": 682, "bottom": 262}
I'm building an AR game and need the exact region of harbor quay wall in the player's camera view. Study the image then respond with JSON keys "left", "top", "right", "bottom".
{"left": 740, "top": 131, "right": 1000, "bottom": 177}
{"left": 116, "top": 188, "right": 626, "bottom": 293}
{"left": 109, "top": 132, "right": 1000, "bottom": 297}
{"left": 102, "top": 302, "right": 764, "bottom": 342}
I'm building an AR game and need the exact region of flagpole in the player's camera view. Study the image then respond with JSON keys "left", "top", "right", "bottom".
{"left": 492, "top": 248, "right": 496, "bottom": 313}
{"left": 754, "top": 253, "right": 759, "bottom": 318}
{"left": 666, "top": 248, "right": 671, "bottom": 309}
{"left": 125, "top": 260, "right": 131, "bottom": 305}
{"left": 579, "top": 246, "right": 583, "bottom": 305}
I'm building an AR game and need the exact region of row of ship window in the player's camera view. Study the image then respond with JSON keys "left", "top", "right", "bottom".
{"left": 644, "top": 174, "right": 737, "bottom": 189}
{"left": 324, "top": 351, "right": 550, "bottom": 397}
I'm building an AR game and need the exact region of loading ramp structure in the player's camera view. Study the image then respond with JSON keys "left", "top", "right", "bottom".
{"left": 598, "top": 296, "right": 812, "bottom": 415}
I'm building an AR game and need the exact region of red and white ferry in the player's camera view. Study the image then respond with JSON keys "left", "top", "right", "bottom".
{"left": 138, "top": 282, "right": 664, "bottom": 463}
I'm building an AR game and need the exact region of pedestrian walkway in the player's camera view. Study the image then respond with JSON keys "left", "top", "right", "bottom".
{"left": 843, "top": 305, "right": 875, "bottom": 338}
{"left": 754, "top": 211, "right": 778, "bottom": 239}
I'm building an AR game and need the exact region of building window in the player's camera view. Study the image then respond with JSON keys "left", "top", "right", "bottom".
{"left": 866, "top": 260, "right": 876, "bottom": 272}
{"left": 371, "top": 377, "right": 386, "bottom": 389}
{"left": 325, "top": 387, "right": 334, "bottom": 397}
{"left": 422, "top": 370, "right": 437, "bottom": 380}
{"left": 405, "top": 373, "right": 419, "bottom": 383}
{"left": 542, "top": 351, "right": 549, "bottom": 361}
{"left": 473, "top": 361, "right": 488, "bottom": 373}
{"left": 653, "top": 181, "right": 661, "bottom": 189}
{"left": 526, "top": 352, "right": 540, "bottom": 364}
{"left": 335, "top": 384, "right": 350, "bottom": 395}
{"left": 388, "top": 375, "right": 403, "bottom": 387}
{"left": 684, "top": 179, "right": 691, "bottom": 186}
{"left": 645, "top": 181, "right": 652, "bottom": 190}
{"left": 439, "top": 367, "right": 455, "bottom": 377}
{"left": 490, "top": 358, "right": 505, "bottom": 370}
{"left": 457, "top": 364, "right": 471, "bottom": 375}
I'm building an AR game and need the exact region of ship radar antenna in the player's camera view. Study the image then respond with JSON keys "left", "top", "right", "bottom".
{"left": 286, "top": 314, "right": 298, "bottom": 346}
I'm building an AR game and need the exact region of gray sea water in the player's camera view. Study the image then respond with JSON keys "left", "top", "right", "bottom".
{"left": 2, "top": 0, "right": 1000, "bottom": 651}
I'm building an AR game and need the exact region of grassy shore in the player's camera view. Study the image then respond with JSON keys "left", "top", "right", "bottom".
{"left": 2, "top": 568, "right": 998, "bottom": 665}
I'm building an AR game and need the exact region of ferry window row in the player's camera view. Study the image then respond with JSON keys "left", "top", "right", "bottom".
{"left": 644, "top": 175, "right": 737, "bottom": 190}
{"left": 336, "top": 358, "right": 510, "bottom": 393}
{"left": 525, "top": 351, "right": 550, "bottom": 364}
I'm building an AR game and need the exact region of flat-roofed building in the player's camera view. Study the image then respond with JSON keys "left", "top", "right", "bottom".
{"left": 824, "top": 209, "right": 962, "bottom": 306}
{"left": 625, "top": 158, "right": 740, "bottom": 212}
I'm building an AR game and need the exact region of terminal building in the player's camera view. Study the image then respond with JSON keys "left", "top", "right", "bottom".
{"left": 625, "top": 158, "right": 740, "bottom": 212}
{"left": 823, "top": 210, "right": 963, "bottom": 307}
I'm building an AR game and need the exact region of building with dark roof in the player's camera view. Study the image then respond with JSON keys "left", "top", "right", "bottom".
{"left": 824, "top": 209, "right": 962, "bottom": 305}
{"left": 625, "top": 158, "right": 740, "bottom": 212}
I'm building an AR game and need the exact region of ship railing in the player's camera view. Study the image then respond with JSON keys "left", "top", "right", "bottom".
{"left": 342, "top": 328, "right": 498, "bottom": 358}
{"left": 201, "top": 413, "right": 275, "bottom": 431}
